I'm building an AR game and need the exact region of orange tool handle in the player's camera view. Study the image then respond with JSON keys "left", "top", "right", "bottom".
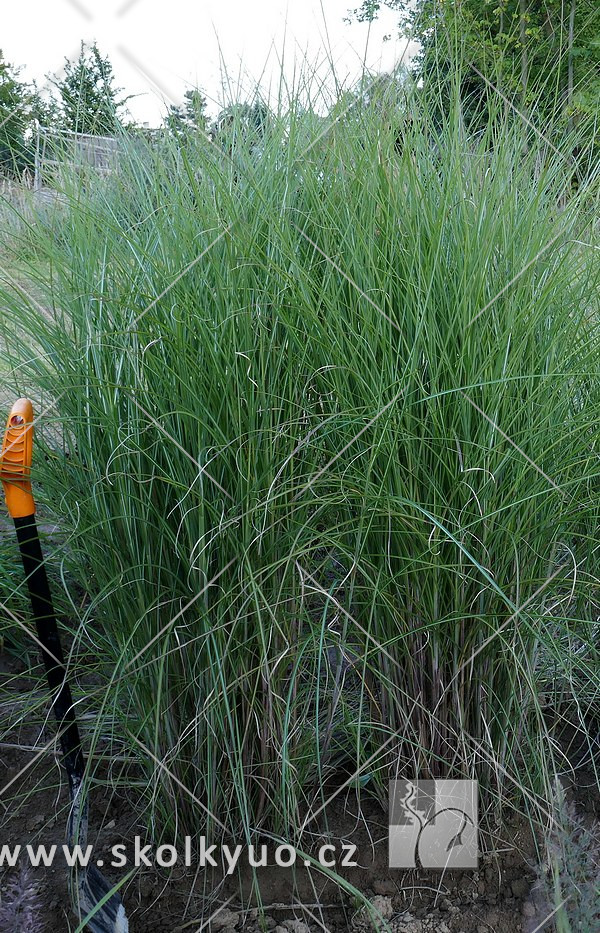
{"left": 0, "top": 399, "right": 35, "bottom": 518}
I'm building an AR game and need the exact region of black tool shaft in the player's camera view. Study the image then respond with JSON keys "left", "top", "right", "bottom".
{"left": 14, "top": 514, "right": 85, "bottom": 787}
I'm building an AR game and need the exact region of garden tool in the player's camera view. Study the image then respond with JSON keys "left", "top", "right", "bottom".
{"left": 0, "top": 399, "right": 128, "bottom": 933}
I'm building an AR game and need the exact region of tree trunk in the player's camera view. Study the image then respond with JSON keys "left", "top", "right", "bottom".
{"left": 567, "top": 0, "right": 576, "bottom": 131}
{"left": 520, "top": 0, "right": 529, "bottom": 108}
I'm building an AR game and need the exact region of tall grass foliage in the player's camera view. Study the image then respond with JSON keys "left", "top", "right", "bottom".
{"left": 1, "top": 69, "right": 600, "bottom": 863}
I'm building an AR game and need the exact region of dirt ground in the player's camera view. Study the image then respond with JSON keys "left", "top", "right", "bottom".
{"left": 0, "top": 648, "right": 596, "bottom": 933}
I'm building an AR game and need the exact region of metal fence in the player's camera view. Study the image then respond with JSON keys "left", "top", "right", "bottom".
{"left": 34, "top": 123, "right": 120, "bottom": 190}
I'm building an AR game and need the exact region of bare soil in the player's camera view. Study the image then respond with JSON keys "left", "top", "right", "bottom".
{"left": 1, "top": 648, "right": 596, "bottom": 933}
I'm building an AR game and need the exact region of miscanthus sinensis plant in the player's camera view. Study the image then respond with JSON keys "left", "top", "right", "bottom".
{"left": 1, "top": 65, "right": 600, "bottom": 867}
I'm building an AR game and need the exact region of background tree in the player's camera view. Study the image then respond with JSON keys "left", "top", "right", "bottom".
{"left": 165, "top": 88, "right": 209, "bottom": 139}
{"left": 348, "top": 1, "right": 600, "bottom": 129}
{"left": 326, "top": 69, "right": 412, "bottom": 153}
{"left": 28, "top": 81, "right": 62, "bottom": 131}
{"left": 0, "top": 50, "right": 28, "bottom": 177}
{"left": 55, "top": 42, "right": 127, "bottom": 135}
{"left": 211, "top": 99, "right": 272, "bottom": 155}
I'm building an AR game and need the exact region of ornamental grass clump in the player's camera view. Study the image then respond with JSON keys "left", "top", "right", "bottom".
{"left": 1, "top": 68, "right": 599, "bottom": 858}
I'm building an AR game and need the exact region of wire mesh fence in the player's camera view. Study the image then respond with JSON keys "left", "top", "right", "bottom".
{"left": 34, "top": 123, "right": 120, "bottom": 190}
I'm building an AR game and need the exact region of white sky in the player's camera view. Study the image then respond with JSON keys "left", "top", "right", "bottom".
{"left": 2, "top": 0, "right": 418, "bottom": 126}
